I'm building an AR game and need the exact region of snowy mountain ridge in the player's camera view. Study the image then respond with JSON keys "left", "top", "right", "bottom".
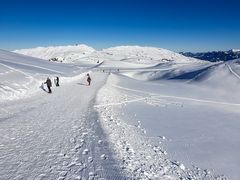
{"left": 14, "top": 44, "right": 96, "bottom": 63}
{"left": 102, "top": 45, "right": 198, "bottom": 64}
{"left": 180, "top": 49, "right": 240, "bottom": 62}
{"left": 231, "top": 49, "right": 240, "bottom": 53}
{"left": 14, "top": 44, "right": 199, "bottom": 64}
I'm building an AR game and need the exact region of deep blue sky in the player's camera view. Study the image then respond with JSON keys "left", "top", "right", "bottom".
{"left": 0, "top": 0, "right": 240, "bottom": 52}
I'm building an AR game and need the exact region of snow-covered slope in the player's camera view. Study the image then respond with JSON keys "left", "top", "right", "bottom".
{"left": 0, "top": 49, "right": 86, "bottom": 101}
{"left": 2, "top": 47, "right": 240, "bottom": 179}
{"left": 14, "top": 44, "right": 96, "bottom": 63}
{"left": 98, "top": 57, "right": 240, "bottom": 179}
{"left": 96, "top": 60, "right": 240, "bottom": 179}
{"left": 121, "top": 58, "right": 240, "bottom": 90}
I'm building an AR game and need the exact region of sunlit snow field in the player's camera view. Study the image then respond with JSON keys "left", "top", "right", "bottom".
{"left": 1, "top": 45, "right": 240, "bottom": 179}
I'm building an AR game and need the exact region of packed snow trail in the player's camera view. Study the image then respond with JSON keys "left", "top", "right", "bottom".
{"left": 0, "top": 72, "right": 125, "bottom": 180}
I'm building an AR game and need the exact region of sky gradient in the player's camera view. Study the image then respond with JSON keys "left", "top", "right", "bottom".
{"left": 0, "top": 0, "right": 240, "bottom": 52}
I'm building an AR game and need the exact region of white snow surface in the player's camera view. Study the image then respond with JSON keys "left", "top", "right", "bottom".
{"left": 1, "top": 47, "right": 240, "bottom": 179}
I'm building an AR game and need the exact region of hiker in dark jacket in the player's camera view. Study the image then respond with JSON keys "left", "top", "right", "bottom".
{"left": 55, "top": 76, "right": 59, "bottom": 87}
{"left": 45, "top": 77, "right": 52, "bottom": 93}
{"left": 87, "top": 73, "right": 91, "bottom": 86}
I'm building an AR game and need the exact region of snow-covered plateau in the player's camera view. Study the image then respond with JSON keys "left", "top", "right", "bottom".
{"left": 1, "top": 45, "right": 240, "bottom": 179}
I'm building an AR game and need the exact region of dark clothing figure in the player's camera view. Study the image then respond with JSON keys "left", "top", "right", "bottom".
{"left": 55, "top": 76, "right": 59, "bottom": 87}
{"left": 45, "top": 78, "right": 52, "bottom": 93}
{"left": 87, "top": 74, "right": 91, "bottom": 86}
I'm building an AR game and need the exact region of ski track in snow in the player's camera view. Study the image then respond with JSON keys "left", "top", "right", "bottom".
{"left": 226, "top": 63, "right": 240, "bottom": 80}
{"left": 0, "top": 59, "right": 65, "bottom": 75}
{"left": 110, "top": 84, "right": 240, "bottom": 107}
{"left": 0, "top": 73, "right": 125, "bottom": 180}
{"left": 0, "top": 62, "right": 41, "bottom": 102}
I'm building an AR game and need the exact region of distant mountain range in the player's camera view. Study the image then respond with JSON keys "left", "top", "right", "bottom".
{"left": 14, "top": 45, "right": 198, "bottom": 64}
{"left": 180, "top": 49, "right": 240, "bottom": 62}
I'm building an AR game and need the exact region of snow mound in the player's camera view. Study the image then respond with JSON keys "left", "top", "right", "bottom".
{"left": 14, "top": 44, "right": 96, "bottom": 63}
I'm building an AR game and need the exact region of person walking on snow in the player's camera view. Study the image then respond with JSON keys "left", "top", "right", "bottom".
{"left": 87, "top": 73, "right": 91, "bottom": 86}
{"left": 44, "top": 77, "right": 52, "bottom": 93}
{"left": 55, "top": 76, "right": 59, "bottom": 87}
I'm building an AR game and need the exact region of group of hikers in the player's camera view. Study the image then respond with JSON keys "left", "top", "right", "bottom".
{"left": 44, "top": 76, "right": 59, "bottom": 93}
{"left": 43, "top": 73, "right": 91, "bottom": 94}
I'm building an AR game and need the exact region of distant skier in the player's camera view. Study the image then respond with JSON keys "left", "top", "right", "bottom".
{"left": 55, "top": 76, "right": 60, "bottom": 87}
{"left": 44, "top": 77, "right": 52, "bottom": 93}
{"left": 87, "top": 73, "right": 91, "bottom": 86}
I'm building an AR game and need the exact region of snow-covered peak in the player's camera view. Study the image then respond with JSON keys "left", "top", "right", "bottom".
{"left": 102, "top": 45, "right": 198, "bottom": 64}
{"left": 14, "top": 44, "right": 96, "bottom": 63}
{"left": 13, "top": 44, "right": 200, "bottom": 65}
{"left": 231, "top": 49, "right": 240, "bottom": 53}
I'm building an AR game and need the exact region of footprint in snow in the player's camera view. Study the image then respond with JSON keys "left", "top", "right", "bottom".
{"left": 59, "top": 171, "right": 68, "bottom": 177}
{"left": 40, "top": 150, "right": 48, "bottom": 154}
{"left": 70, "top": 138, "right": 76, "bottom": 144}
{"left": 67, "top": 162, "right": 76, "bottom": 168}
{"left": 62, "top": 161, "right": 69, "bottom": 166}
{"left": 57, "top": 177, "right": 65, "bottom": 180}
{"left": 179, "top": 163, "right": 185, "bottom": 170}
{"left": 77, "top": 164, "right": 87, "bottom": 172}
{"left": 88, "top": 156, "right": 93, "bottom": 163}
{"left": 141, "top": 129, "right": 147, "bottom": 134}
{"left": 74, "top": 143, "right": 83, "bottom": 150}
{"left": 82, "top": 148, "right": 89, "bottom": 155}
{"left": 82, "top": 132, "right": 88, "bottom": 137}
{"left": 89, "top": 172, "right": 97, "bottom": 179}
{"left": 35, "top": 174, "right": 47, "bottom": 180}
{"left": 98, "top": 140, "right": 103, "bottom": 145}
{"left": 73, "top": 176, "right": 81, "bottom": 180}
{"left": 100, "top": 154, "right": 107, "bottom": 160}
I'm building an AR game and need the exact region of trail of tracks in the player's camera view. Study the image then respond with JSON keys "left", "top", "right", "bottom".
{"left": 226, "top": 63, "right": 240, "bottom": 80}
{"left": 0, "top": 73, "right": 125, "bottom": 180}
